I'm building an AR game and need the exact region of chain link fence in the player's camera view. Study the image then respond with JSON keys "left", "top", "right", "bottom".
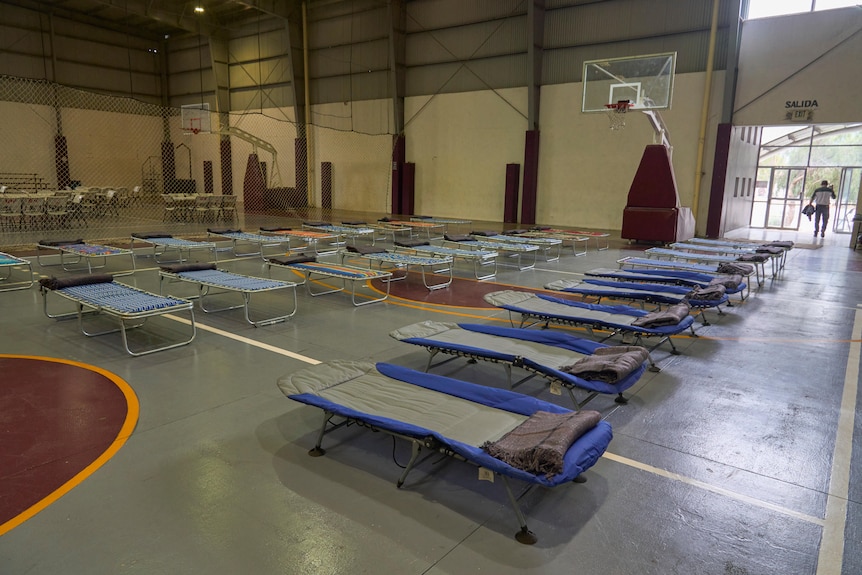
{"left": 0, "top": 75, "right": 395, "bottom": 248}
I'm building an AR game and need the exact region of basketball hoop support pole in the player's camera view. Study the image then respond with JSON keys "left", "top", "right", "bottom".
{"left": 692, "top": 0, "right": 720, "bottom": 225}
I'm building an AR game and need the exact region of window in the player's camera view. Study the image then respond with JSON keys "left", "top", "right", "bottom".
{"left": 746, "top": 0, "right": 860, "bottom": 19}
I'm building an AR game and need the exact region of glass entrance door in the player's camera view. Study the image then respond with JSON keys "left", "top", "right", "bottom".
{"left": 752, "top": 167, "right": 807, "bottom": 229}
{"left": 833, "top": 167, "right": 861, "bottom": 233}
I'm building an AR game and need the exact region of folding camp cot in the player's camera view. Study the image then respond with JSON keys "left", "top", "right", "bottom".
{"left": 585, "top": 267, "right": 748, "bottom": 302}
{"left": 644, "top": 247, "right": 767, "bottom": 286}
{"left": 618, "top": 256, "right": 756, "bottom": 296}
{"left": 206, "top": 228, "right": 293, "bottom": 259}
{"left": 158, "top": 263, "right": 298, "bottom": 326}
{"left": 36, "top": 239, "right": 136, "bottom": 275}
{"left": 341, "top": 246, "right": 454, "bottom": 290}
{"left": 506, "top": 229, "right": 590, "bottom": 257}
{"left": 484, "top": 290, "right": 697, "bottom": 356}
{"left": 409, "top": 215, "right": 472, "bottom": 233}
{"left": 266, "top": 254, "right": 392, "bottom": 306}
{"left": 277, "top": 360, "right": 613, "bottom": 544}
{"left": 392, "top": 239, "right": 498, "bottom": 280}
{"left": 668, "top": 242, "right": 781, "bottom": 278}
{"left": 39, "top": 274, "right": 196, "bottom": 356}
{"left": 0, "top": 251, "right": 35, "bottom": 292}
{"left": 378, "top": 218, "right": 446, "bottom": 240}
{"left": 686, "top": 237, "right": 790, "bottom": 269}
{"left": 390, "top": 320, "right": 652, "bottom": 407}
{"left": 348, "top": 220, "right": 413, "bottom": 243}
{"left": 443, "top": 234, "right": 540, "bottom": 271}
{"left": 258, "top": 227, "right": 340, "bottom": 256}
{"left": 532, "top": 227, "right": 611, "bottom": 251}
{"left": 130, "top": 232, "right": 218, "bottom": 263}
{"left": 301, "top": 222, "right": 376, "bottom": 245}
{"left": 544, "top": 278, "right": 728, "bottom": 324}
{"left": 470, "top": 231, "right": 562, "bottom": 262}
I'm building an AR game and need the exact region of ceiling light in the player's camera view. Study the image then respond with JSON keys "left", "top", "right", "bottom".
{"left": 194, "top": 6, "right": 205, "bottom": 13}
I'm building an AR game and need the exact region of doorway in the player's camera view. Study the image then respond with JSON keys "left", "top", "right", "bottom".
{"left": 751, "top": 167, "right": 806, "bottom": 229}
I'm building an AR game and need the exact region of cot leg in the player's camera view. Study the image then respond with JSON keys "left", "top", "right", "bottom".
{"left": 615, "top": 393, "right": 628, "bottom": 404}
{"left": 500, "top": 476, "right": 537, "bottom": 545}
{"left": 309, "top": 411, "right": 333, "bottom": 457}
{"left": 396, "top": 441, "right": 422, "bottom": 488}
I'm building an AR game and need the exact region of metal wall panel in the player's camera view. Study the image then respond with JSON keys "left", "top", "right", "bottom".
{"left": 406, "top": 18, "right": 526, "bottom": 66}
{"left": 310, "top": 8, "right": 390, "bottom": 49}
{"left": 405, "top": 0, "right": 527, "bottom": 32}
{"left": 312, "top": 70, "right": 391, "bottom": 105}
{"left": 229, "top": 58, "right": 292, "bottom": 89}
{"left": 405, "top": 54, "right": 528, "bottom": 97}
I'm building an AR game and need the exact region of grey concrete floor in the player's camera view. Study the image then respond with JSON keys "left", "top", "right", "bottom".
{"left": 0, "top": 218, "right": 860, "bottom": 575}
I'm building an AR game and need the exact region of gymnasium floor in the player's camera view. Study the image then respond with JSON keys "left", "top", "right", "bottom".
{"left": 0, "top": 214, "right": 860, "bottom": 575}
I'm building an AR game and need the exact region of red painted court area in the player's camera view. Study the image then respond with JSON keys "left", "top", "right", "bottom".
{"left": 0, "top": 356, "right": 136, "bottom": 534}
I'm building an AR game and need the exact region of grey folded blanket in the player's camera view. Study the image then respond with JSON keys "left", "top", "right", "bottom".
{"left": 687, "top": 284, "right": 726, "bottom": 301}
{"left": 708, "top": 274, "right": 742, "bottom": 289}
{"left": 763, "top": 241, "right": 793, "bottom": 248}
{"left": 736, "top": 253, "right": 768, "bottom": 263}
{"left": 717, "top": 262, "right": 754, "bottom": 275}
{"left": 482, "top": 410, "right": 601, "bottom": 478}
{"left": 630, "top": 302, "right": 691, "bottom": 327}
{"left": 560, "top": 346, "right": 649, "bottom": 383}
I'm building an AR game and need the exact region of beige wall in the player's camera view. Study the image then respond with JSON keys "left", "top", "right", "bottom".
{"left": 402, "top": 74, "right": 724, "bottom": 233}
{"left": 404, "top": 89, "right": 528, "bottom": 221}
{"left": 735, "top": 6, "right": 862, "bottom": 126}
{"left": 0, "top": 101, "right": 56, "bottom": 188}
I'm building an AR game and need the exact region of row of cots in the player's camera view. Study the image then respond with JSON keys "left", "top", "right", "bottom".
{"left": 0, "top": 225, "right": 792, "bottom": 543}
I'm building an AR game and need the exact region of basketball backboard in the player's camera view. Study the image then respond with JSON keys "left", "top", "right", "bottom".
{"left": 582, "top": 52, "right": 676, "bottom": 113}
{"left": 181, "top": 103, "right": 212, "bottom": 134}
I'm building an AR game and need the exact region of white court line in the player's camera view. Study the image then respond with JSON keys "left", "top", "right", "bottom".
{"left": 167, "top": 311, "right": 830, "bottom": 530}
{"left": 165, "top": 314, "right": 320, "bottom": 365}
{"left": 602, "top": 452, "right": 824, "bottom": 526}
{"left": 816, "top": 304, "right": 861, "bottom": 574}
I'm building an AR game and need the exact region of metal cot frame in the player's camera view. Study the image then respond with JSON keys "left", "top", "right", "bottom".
{"left": 159, "top": 268, "right": 298, "bottom": 326}
{"left": 0, "top": 252, "right": 35, "bottom": 292}
{"left": 206, "top": 229, "right": 293, "bottom": 260}
{"left": 266, "top": 259, "right": 392, "bottom": 306}
{"left": 37, "top": 241, "right": 136, "bottom": 276}
{"left": 393, "top": 243, "right": 498, "bottom": 280}
{"left": 130, "top": 234, "right": 218, "bottom": 263}
{"left": 342, "top": 250, "right": 455, "bottom": 290}
{"left": 40, "top": 279, "right": 196, "bottom": 356}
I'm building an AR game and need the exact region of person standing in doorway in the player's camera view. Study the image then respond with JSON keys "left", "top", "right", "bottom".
{"left": 808, "top": 179, "right": 836, "bottom": 238}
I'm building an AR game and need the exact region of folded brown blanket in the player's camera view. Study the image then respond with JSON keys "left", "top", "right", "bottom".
{"left": 259, "top": 226, "right": 291, "bottom": 232}
{"left": 708, "top": 274, "right": 742, "bottom": 289}
{"left": 346, "top": 245, "right": 387, "bottom": 255}
{"left": 395, "top": 239, "right": 430, "bottom": 248}
{"left": 267, "top": 254, "right": 317, "bottom": 266}
{"left": 160, "top": 262, "right": 217, "bottom": 274}
{"left": 39, "top": 274, "right": 114, "bottom": 290}
{"left": 207, "top": 228, "right": 242, "bottom": 234}
{"left": 736, "top": 253, "right": 768, "bottom": 263}
{"left": 482, "top": 410, "right": 601, "bottom": 478}
{"left": 131, "top": 232, "right": 173, "bottom": 239}
{"left": 755, "top": 246, "right": 783, "bottom": 254}
{"left": 717, "top": 262, "right": 754, "bottom": 275}
{"left": 470, "top": 230, "right": 499, "bottom": 237}
{"left": 687, "top": 284, "right": 726, "bottom": 301}
{"left": 560, "top": 346, "right": 649, "bottom": 383}
{"left": 763, "top": 241, "right": 793, "bottom": 248}
{"left": 630, "top": 302, "right": 691, "bottom": 327}
{"left": 444, "top": 233, "right": 472, "bottom": 242}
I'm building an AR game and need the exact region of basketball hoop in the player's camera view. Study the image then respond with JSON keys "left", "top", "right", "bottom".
{"left": 604, "top": 100, "right": 634, "bottom": 130}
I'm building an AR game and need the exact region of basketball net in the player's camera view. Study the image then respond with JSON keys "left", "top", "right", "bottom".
{"left": 604, "top": 100, "right": 633, "bottom": 131}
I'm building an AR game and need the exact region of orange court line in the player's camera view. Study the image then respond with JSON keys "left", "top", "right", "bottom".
{"left": 0, "top": 355, "right": 139, "bottom": 536}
